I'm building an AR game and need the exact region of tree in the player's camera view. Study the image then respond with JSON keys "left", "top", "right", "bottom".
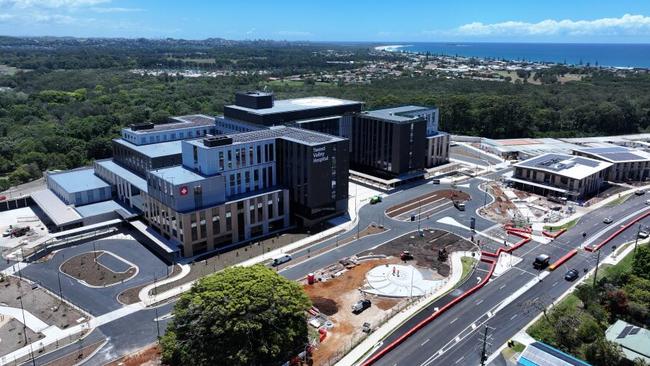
{"left": 632, "top": 245, "right": 650, "bottom": 280}
{"left": 161, "top": 265, "right": 312, "bottom": 366}
{"left": 584, "top": 338, "right": 623, "bottom": 366}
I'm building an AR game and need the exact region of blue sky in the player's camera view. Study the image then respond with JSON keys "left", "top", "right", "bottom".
{"left": 1, "top": 0, "right": 650, "bottom": 42}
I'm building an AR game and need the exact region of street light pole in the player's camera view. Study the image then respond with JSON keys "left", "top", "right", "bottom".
{"left": 634, "top": 224, "right": 642, "bottom": 256}
{"left": 593, "top": 249, "right": 601, "bottom": 287}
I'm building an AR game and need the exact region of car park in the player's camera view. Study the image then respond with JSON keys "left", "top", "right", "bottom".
{"left": 564, "top": 269, "right": 579, "bottom": 281}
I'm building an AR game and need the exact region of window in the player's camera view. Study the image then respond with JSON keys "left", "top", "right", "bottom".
{"left": 193, "top": 146, "right": 198, "bottom": 164}
{"left": 257, "top": 145, "right": 262, "bottom": 163}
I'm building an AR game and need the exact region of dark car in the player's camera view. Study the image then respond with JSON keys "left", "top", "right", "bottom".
{"left": 564, "top": 269, "right": 579, "bottom": 281}
{"left": 351, "top": 299, "right": 371, "bottom": 314}
{"left": 635, "top": 190, "right": 646, "bottom": 196}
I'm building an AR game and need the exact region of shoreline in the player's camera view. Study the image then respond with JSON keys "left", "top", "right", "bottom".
{"left": 374, "top": 44, "right": 410, "bottom": 52}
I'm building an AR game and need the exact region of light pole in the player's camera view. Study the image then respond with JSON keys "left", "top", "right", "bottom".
{"left": 593, "top": 249, "right": 601, "bottom": 287}
{"left": 634, "top": 223, "right": 642, "bottom": 256}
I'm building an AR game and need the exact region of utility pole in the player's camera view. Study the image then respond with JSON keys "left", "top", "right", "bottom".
{"left": 634, "top": 224, "right": 642, "bottom": 256}
{"left": 57, "top": 269, "right": 64, "bottom": 302}
{"left": 480, "top": 325, "right": 489, "bottom": 366}
{"left": 154, "top": 306, "right": 161, "bottom": 340}
{"left": 417, "top": 197, "right": 422, "bottom": 234}
{"left": 593, "top": 249, "right": 601, "bottom": 287}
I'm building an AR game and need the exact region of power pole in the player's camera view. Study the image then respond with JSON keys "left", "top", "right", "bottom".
{"left": 480, "top": 325, "right": 489, "bottom": 366}
{"left": 634, "top": 224, "right": 642, "bottom": 256}
{"left": 593, "top": 249, "right": 601, "bottom": 287}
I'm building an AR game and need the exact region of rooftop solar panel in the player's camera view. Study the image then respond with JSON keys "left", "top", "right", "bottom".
{"left": 603, "top": 152, "right": 645, "bottom": 162}
{"left": 618, "top": 325, "right": 634, "bottom": 339}
{"left": 629, "top": 327, "right": 641, "bottom": 335}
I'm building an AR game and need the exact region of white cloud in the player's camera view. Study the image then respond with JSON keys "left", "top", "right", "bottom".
{"left": 0, "top": 12, "right": 14, "bottom": 20}
{"left": 453, "top": 14, "right": 650, "bottom": 37}
{"left": 0, "top": 0, "right": 108, "bottom": 8}
{"left": 246, "top": 28, "right": 256, "bottom": 35}
{"left": 90, "top": 7, "right": 144, "bottom": 13}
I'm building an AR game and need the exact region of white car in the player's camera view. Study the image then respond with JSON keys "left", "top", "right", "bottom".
{"left": 603, "top": 217, "right": 613, "bottom": 224}
{"left": 645, "top": 199, "right": 650, "bottom": 205}
{"left": 639, "top": 231, "right": 649, "bottom": 239}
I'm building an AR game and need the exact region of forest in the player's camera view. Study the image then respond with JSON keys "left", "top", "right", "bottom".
{"left": 1, "top": 36, "right": 650, "bottom": 190}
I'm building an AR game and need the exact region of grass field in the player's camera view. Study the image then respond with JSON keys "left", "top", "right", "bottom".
{"left": 460, "top": 256, "right": 477, "bottom": 283}
{"left": 604, "top": 192, "right": 632, "bottom": 207}
{"left": 543, "top": 217, "right": 580, "bottom": 232}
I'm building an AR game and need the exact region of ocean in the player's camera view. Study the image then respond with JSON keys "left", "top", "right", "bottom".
{"left": 377, "top": 43, "right": 650, "bottom": 69}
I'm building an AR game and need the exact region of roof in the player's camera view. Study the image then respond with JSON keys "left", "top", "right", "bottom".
{"left": 575, "top": 146, "right": 650, "bottom": 163}
{"left": 518, "top": 342, "right": 591, "bottom": 366}
{"left": 483, "top": 138, "right": 584, "bottom": 157}
{"left": 113, "top": 138, "right": 182, "bottom": 158}
{"left": 149, "top": 165, "right": 207, "bottom": 185}
{"left": 94, "top": 159, "right": 148, "bottom": 193}
{"left": 605, "top": 320, "right": 650, "bottom": 363}
{"left": 187, "top": 126, "right": 345, "bottom": 148}
{"left": 74, "top": 200, "right": 131, "bottom": 218}
{"left": 30, "top": 189, "right": 82, "bottom": 226}
{"left": 225, "top": 96, "right": 362, "bottom": 116}
{"left": 514, "top": 153, "right": 612, "bottom": 180}
{"left": 47, "top": 168, "right": 110, "bottom": 194}
{"left": 507, "top": 176, "right": 570, "bottom": 194}
{"left": 363, "top": 105, "right": 437, "bottom": 123}
{"left": 125, "top": 114, "right": 215, "bottom": 134}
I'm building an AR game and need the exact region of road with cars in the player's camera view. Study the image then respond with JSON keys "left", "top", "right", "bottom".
{"left": 368, "top": 191, "right": 650, "bottom": 366}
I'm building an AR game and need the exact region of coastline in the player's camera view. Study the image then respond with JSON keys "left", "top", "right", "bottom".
{"left": 374, "top": 44, "right": 410, "bottom": 52}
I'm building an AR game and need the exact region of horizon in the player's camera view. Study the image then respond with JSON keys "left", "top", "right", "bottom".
{"left": 1, "top": 1, "right": 650, "bottom": 43}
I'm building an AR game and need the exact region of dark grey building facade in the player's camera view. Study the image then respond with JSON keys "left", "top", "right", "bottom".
{"left": 349, "top": 113, "right": 426, "bottom": 177}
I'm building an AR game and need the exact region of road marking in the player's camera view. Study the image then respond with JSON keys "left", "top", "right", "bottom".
{"left": 421, "top": 338, "right": 430, "bottom": 346}
{"left": 499, "top": 284, "right": 506, "bottom": 290}
{"left": 450, "top": 317, "right": 458, "bottom": 324}
{"left": 475, "top": 299, "right": 484, "bottom": 305}
{"left": 552, "top": 281, "right": 559, "bottom": 287}
{"left": 455, "top": 356, "right": 465, "bottom": 364}
{"left": 510, "top": 314, "right": 518, "bottom": 320}
{"left": 471, "top": 323, "right": 477, "bottom": 330}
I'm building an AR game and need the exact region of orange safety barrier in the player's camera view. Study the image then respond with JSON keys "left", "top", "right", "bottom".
{"left": 362, "top": 233, "right": 531, "bottom": 366}
{"left": 543, "top": 228, "right": 567, "bottom": 239}
{"left": 548, "top": 249, "right": 578, "bottom": 271}
{"left": 586, "top": 210, "right": 650, "bottom": 252}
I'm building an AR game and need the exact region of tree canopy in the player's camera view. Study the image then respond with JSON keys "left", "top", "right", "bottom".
{"left": 161, "top": 265, "right": 312, "bottom": 366}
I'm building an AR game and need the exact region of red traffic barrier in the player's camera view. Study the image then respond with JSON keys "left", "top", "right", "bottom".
{"left": 548, "top": 249, "right": 578, "bottom": 271}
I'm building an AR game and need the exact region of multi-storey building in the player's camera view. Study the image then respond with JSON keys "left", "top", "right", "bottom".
{"left": 348, "top": 106, "right": 449, "bottom": 179}
{"left": 573, "top": 146, "right": 650, "bottom": 182}
{"left": 143, "top": 126, "right": 348, "bottom": 256}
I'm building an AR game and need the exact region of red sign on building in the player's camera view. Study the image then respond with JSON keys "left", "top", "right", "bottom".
{"left": 179, "top": 186, "right": 189, "bottom": 196}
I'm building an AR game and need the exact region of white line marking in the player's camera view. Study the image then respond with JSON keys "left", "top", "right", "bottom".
{"left": 450, "top": 317, "right": 458, "bottom": 324}
{"left": 475, "top": 299, "right": 484, "bottom": 305}
{"left": 455, "top": 356, "right": 465, "bottom": 364}
{"left": 421, "top": 338, "right": 430, "bottom": 346}
{"left": 510, "top": 314, "right": 518, "bottom": 320}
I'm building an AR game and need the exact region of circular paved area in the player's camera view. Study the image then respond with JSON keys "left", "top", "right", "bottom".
{"left": 363, "top": 264, "right": 445, "bottom": 297}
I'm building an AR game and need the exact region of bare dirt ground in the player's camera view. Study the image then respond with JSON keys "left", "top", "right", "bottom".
{"left": 117, "top": 264, "right": 183, "bottom": 305}
{"left": 303, "top": 258, "right": 404, "bottom": 366}
{"left": 305, "top": 230, "right": 477, "bottom": 365}
{"left": 0, "top": 317, "right": 40, "bottom": 357}
{"left": 105, "top": 343, "right": 162, "bottom": 366}
{"left": 359, "top": 230, "right": 476, "bottom": 276}
{"left": 0, "top": 276, "right": 86, "bottom": 329}
{"left": 60, "top": 251, "right": 136, "bottom": 287}
{"left": 42, "top": 340, "right": 105, "bottom": 366}
{"left": 480, "top": 182, "right": 517, "bottom": 223}
{"left": 386, "top": 189, "right": 471, "bottom": 218}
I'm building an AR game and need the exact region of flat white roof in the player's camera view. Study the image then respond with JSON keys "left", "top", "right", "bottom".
{"left": 514, "top": 153, "right": 612, "bottom": 180}
{"left": 31, "top": 189, "right": 82, "bottom": 226}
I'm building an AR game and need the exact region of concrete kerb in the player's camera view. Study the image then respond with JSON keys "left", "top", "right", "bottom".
{"left": 56, "top": 250, "right": 140, "bottom": 289}
{"left": 138, "top": 263, "right": 190, "bottom": 304}
{"left": 141, "top": 198, "right": 367, "bottom": 306}
{"left": 475, "top": 180, "right": 496, "bottom": 220}
{"left": 456, "top": 142, "right": 507, "bottom": 164}
{"left": 486, "top": 232, "right": 643, "bottom": 365}
{"left": 339, "top": 250, "right": 479, "bottom": 366}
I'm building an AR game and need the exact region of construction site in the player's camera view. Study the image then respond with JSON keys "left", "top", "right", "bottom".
{"left": 301, "top": 229, "right": 478, "bottom": 365}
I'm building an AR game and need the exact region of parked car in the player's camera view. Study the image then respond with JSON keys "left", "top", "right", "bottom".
{"left": 638, "top": 231, "right": 649, "bottom": 239}
{"left": 564, "top": 269, "right": 579, "bottom": 282}
{"left": 603, "top": 217, "right": 613, "bottom": 224}
{"left": 271, "top": 254, "right": 292, "bottom": 267}
{"left": 533, "top": 254, "right": 550, "bottom": 270}
{"left": 645, "top": 199, "right": 650, "bottom": 205}
{"left": 351, "top": 299, "right": 371, "bottom": 314}
{"left": 432, "top": 179, "right": 441, "bottom": 184}
{"left": 636, "top": 190, "right": 646, "bottom": 196}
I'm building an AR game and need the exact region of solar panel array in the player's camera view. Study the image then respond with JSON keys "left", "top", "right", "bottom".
{"left": 578, "top": 147, "right": 649, "bottom": 162}
{"left": 230, "top": 126, "right": 340, "bottom": 145}
{"left": 519, "top": 153, "right": 602, "bottom": 171}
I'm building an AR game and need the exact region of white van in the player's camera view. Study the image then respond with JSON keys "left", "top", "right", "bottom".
{"left": 272, "top": 254, "right": 292, "bottom": 267}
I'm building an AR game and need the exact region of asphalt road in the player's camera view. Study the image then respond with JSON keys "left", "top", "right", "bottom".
{"left": 369, "top": 194, "right": 650, "bottom": 366}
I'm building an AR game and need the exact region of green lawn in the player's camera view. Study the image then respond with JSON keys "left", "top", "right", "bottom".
{"left": 604, "top": 192, "right": 632, "bottom": 207}
{"left": 543, "top": 217, "right": 580, "bottom": 232}
{"left": 460, "top": 256, "right": 477, "bottom": 283}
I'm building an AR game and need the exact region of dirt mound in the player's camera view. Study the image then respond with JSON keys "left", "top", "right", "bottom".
{"left": 312, "top": 296, "right": 338, "bottom": 316}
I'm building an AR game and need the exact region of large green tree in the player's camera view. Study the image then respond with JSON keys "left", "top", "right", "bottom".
{"left": 161, "top": 265, "right": 312, "bottom": 366}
